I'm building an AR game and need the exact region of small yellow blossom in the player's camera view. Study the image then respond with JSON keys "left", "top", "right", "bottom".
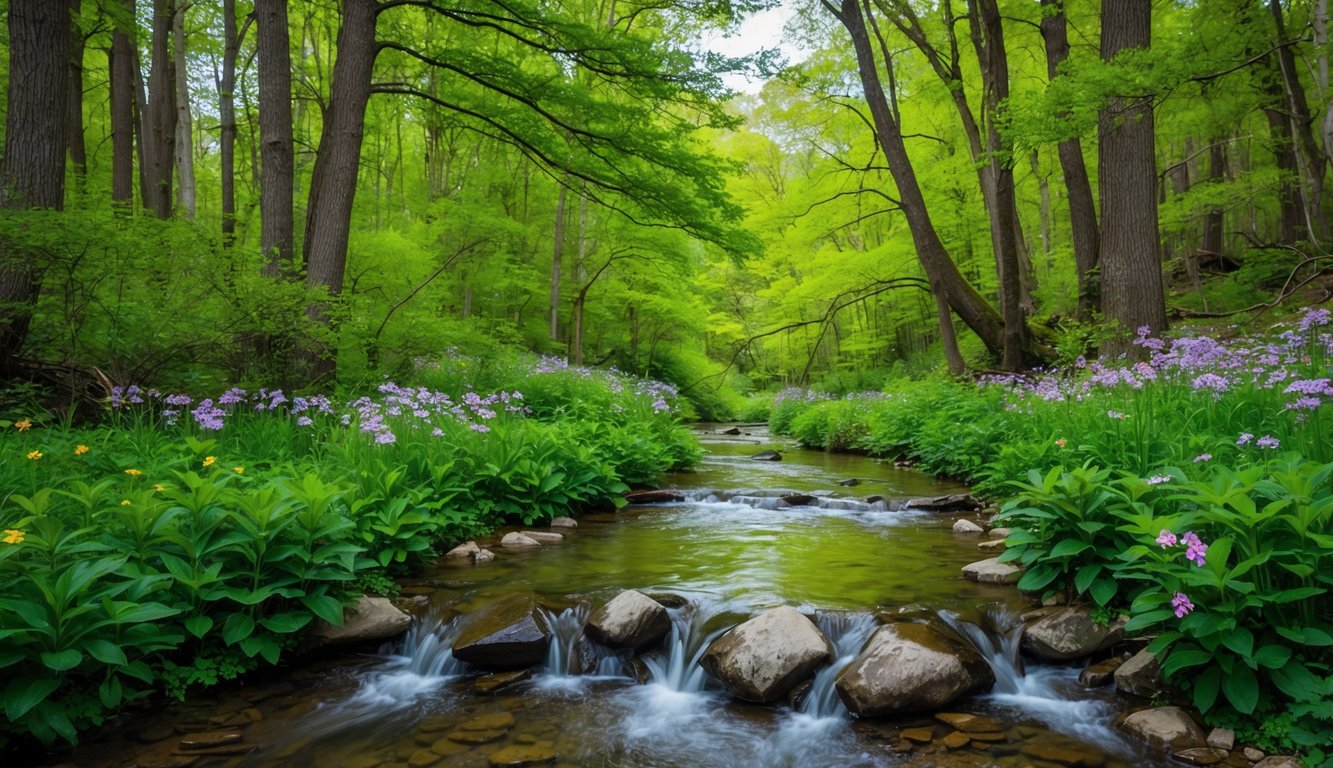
{"left": 3, "top": 529, "right": 24, "bottom": 544}
{"left": 15, "top": 419, "right": 31, "bottom": 432}
{"left": 202, "top": 455, "right": 216, "bottom": 468}
{"left": 124, "top": 468, "right": 142, "bottom": 477}
{"left": 26, "top": 450, "right": 42, "bottom": 461}
{"left": 153, "top": 483, "right": 166, "bottom": 492}
{"left": 120, "top": 499, "right": 131, "bottom": 506}
{"left": 233, "top": 466, "right": 245, "bottom": 475}
{"left": 74, "top": 444, "right": 89, "bottom": 456}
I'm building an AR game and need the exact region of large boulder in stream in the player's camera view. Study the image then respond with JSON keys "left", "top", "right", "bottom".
{"left": 699, "top": 606, "right": 832, "bottom": 703}
{"left": 624, "top": 489, "right": 685, "bottom": 504}
{"left": 750, "top": 450, "right": 783, "bottom": 461}
{"left": 1022, "top": 606, "right": 1125, "bottom": 662}
{"left": 308, "top": 596, "right": 412, "bottom": 648}
{"left": 586, "top": 590, "right": 671, "bottom": 650}
{"left": 835, "top": 622, "right": 994, "bottom": 716}
{"left": 451, "top": 593, "right": 552, "bottom": 670}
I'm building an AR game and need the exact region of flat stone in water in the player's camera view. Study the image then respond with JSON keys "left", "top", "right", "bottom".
{"left": 342, "top": 756, "right": 386, "bottom": 768}
{"left": 407, "top": 748, "right": 441, "bottom": 768}
{"left": 1020, "top": 740, "right": 1107, "bottom": 767}
{"left": 474, "top": 669, "right": 532, "bottom": 693}
{"left": 961, "top": 557, "right": 1022, "bottom": 584}
{"left": 447, "top": 728, "right": 508, "bottom": 744}
{"left": 1174, "top": 747, "right": 1228, "bottom": 766}
{"left": 459, "top": 712, "right": 516, "bottom": 731}
{"left": 1079, "top": 657, "right": 1124, "bottom": 687}
{"left": 935, "top": 713, "right": 1003, "bottom": 733}
{"left": 177, "top": 731, "right": 242, "bottom": 750}
{"left": 941, "top": 731, "right": 971, "bottom": 749}
{"left": 901, "top": 727, "right": 936, "bottom": 743}
{"left": 432, "top": 738, "right": 471, "bottom": 757}
{"left": 968, "top": 731, "right": 1006, "bottom": 742}
{"left": 488, "top": 744, "right": 558, "bottom": 766}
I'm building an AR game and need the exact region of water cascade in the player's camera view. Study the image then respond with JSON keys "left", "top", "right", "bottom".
{"left": 799, "top": 612, "right": 879, "bottom": 719}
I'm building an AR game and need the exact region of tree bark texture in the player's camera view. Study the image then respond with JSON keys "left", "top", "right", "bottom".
{"left": 550, "top": 185, "right": 566, "bottom": 340}
{"left": 257, "top": 0, "right": 295, "bottom": 274}
{"left": 219, "top": 0, "right": 238, "bottom": 241}
{"left": 1098, "top": 0, "right": 1167, "bottom": 353}
{"left": 1268, "top": 0, "right": 1327, "bottom": 238}
{"left": 173, "top": 2, "right": 195, "bottom": 218}
{"left": 145, "top": 0, "right": 177, "bottom": 219}
{"left": 67, "top": 0, "right": 87, "bottom": 186}
{"left": 1040, "top": 0, "right": 1100, "bottom": 318}
{"left": 110, "top": 0, "right": 135, "bottom": 207}
{"left": 0, "top": 0, "right": 71, "bottom": 371}
{"left": 302, "top": 0, "right": 379, "bottom": 378}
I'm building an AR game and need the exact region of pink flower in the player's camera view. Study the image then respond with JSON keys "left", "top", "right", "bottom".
{"left": 1181, "top": 531, "right": 1208, "bottom": 567}
{"left": 1156, "top": 530, "right": 1178, "bottom": 548}
{"left": 1193, "top": 453, "right": 1212, "bottom": 462}
{"left": 1055, "top": 438, "right": 1067, "bottom": 447}
{"left": 1172, "top": 592, "right": 1194, "bottom": 618}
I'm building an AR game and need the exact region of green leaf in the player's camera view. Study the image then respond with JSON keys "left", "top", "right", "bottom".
{"left": 222, "top": 613, "right": 256, "bottom": 645}
{"left": 185, "top": 615, "right": 214, "bottom": 639}
{"left": 1162, "top": 648, "right": 1213, "bottom": 676}
{"left": 1016, "top": 563, "right": 1060, "bottom": 592}
{"left": 1193, "top": 666, "right": 1222, "bottom": 713}
{"left": 1089, "top": 577, "right": 1117, "bottom": 607}
{"left": 1074, "top": 564, "right": 1102, "bottom": 594}
{"left": 41, "top": 649, "right": 84, "bottom": 672}
{"left": 1222, "top": 664, "right": 1259, "bottom": 714}
{"left": 1252, "top": 644, "right": 1292, "bottom": 670}
{"left": 1124, "top": 609, "right": 1174, "bottom": 633}
{"left": 259, "top": 612, "right": 312, "bottom": 634}
{"left": 83, "top": 639, "right": 128, "bottom": 666}
{"left": 301, "top": 594, "right": 345, "bottom": 626}
{"left": 1221, "top": 627, "right": 1254, "bottom": 658}
{"left": 1048, "top": 539, "right": 1093, "bottom": 558}
{"left": 3, "top": 676, "right": 60, "bottom": 720}
{"left": 98, "top": 675, "right": 123, "bottom": 709}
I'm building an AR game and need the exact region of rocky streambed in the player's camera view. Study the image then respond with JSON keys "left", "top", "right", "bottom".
{"left": 42, "top": 428, "right": 1297, "bottom": 768}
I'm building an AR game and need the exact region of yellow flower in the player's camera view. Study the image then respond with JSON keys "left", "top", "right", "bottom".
{"left": 3, "top": 529, "right": 24, "bottom": 544}
{"left": 15, "top": 419, "right": 31, "bottom": 432}
{"left": 233, "top": 466, "right": 245, "bottom": 475}
{"left": 124, "top": 468, "right": 142, "bottom": 477}
{"left": 202, "top": 455, "right": 216, "bottom": 468}
{"left": 26, "top": 450, "right": 42, "bottom": 461}
{"left": 153, "top": 483, "right": 166, "bottom": 492}
{"left": 74, "top": 444, "right": 89, "bottom": 456}
{"left": 120, "top": 499, "right": 131, "bottom": 506}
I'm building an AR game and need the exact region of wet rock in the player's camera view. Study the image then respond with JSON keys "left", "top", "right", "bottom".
{"left": 952, "top": 519, "right": 984, "bottom": 535}
{"left": 976, "top": 539, "right": 1005, "bottom": 552}
{"left": 780, "top": 493, "right": 818, "bottom": 507}
{"left": 624, "top": 489, "right": 685, "bottom": 504}
{"left": 969, "top": 731, "right": 1005, "bottom": 742}
{"left": 474, "top": 548, "right": 496, "bottom": 564}
{"left": 430, "top": 739, "right": 469, "bottom": 757}
{"left": 1114, "top": 648, "right": 1161, "bottom": 698}
{"left": 864, "top": 495, "right": 887, "bottom": 505}
{"left": 500, "top": 532, "right": 541, "bottom": 549}
{"left": 460, "top": 712, "right": 516, "bottom": 731}
{"left": 549, "top": 516, "right": 578, "bottom": 528}
{"left": 700, "top": 605, "right": 832, "bottom": 703}
{"left": 1022, "top": 607, "right": 1124, "bottom": 662}
{"left": 1207, "top": 728, "right": 1235, "bottom": 750}
{"left": 1243, "top": 747, "right": 1266, "bottom": 761}
{"left": 1020, "top": 740, "right": 1106, "bottom": 767}
{"left": 444, "top": 541, "right": 481, "bottom": 559}
{"left": 646, "top": 592, "right": 689, "bottom": 609}
{"left": 169, "top": 744, "right": 254, "bottom": 757}
{"left": 344, "top": 756, "right": 387, "bottom": 768}
{"left": 178, "top": 731, "right": 242, "bottom": 750}
{"left": 941, "top": 731, "right": 970, "bottom": 749}
{"left": 935, "top": 713, "right": 1003, "bottom": 733}
{"left": 839, "top": 478, "right": 862, "bottom": 487}
{"left": 1078, "top": 657, "right": 1124, "bottom": 687}
{"left": 720, "top": 426, "right": 743, "bottom": 435}
{"left": 446, "top": 729, "right": 507, "bottom": 744}
{"left": 988, "top": 527, "right": 1012, "bottom": 539}
{"left": 786, "top": 680, "right": 813, "bottom": 710}
{"left": 488, "top": 745, "right": 558, "bottom": 766}
{"left": 451, "top": 593, "right": 551, "bottom": 670}
{"left": 900, "top": 727, "right": 935, "bottom": 744}
{"left": 961, "top": 557, "right": 1022, "bottom": 584}
{"left": 473, "top": 669, "right": 531, "bottom": 693}
{"left": 407, "top": 750, "right": 441, "bottom": 768}
{"left": 1254, "top": 758, "right": 1302, "bottom": 768}
{"left": 586, "top": 589, "right": 670, "bottom": 650}
{"left": 523, "top": 531, "right": 563, "bottom": 544}
{"left": 904, "top": 493, "right": 982, "bottom": 512}
{"left": 750, "top": 450, "right": 783, "bottom": 461}
{"left": 1175, "top": 747, "right": 1228, "bottom": 766}
{"left": 1117, "top": 706, "right": 1206, "bottom": 750}
{"left": 308, "top": 596, "right": 411, "bottom": 647}
{"left": 835, "top": 622, "right": 994, "bottom": 716}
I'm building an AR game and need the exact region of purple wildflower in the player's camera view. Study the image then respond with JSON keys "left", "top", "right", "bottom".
{"left": 1171, "top": 592, "right": 1194, "bottom": 618}
{"left": 1237, "top": 432, "right": 1254, "bottom": 446}
{"left": 1256, "top": 435, "right": 1280, "bottom": 449}
{"left": 1193, "top": 453, "right": 1212, "bottom": 462}
{"left": 1146, "top": 475, "right": 1171, "bottom": 485}
{"left": 1156, "top": 530, "right": 1178, "bottom": 548}
{"left": 1181, "top": 532, "right": 1208, "bottom": 567}
{"left": 1107, "top": 410, "right": 1127, "bottom": 420}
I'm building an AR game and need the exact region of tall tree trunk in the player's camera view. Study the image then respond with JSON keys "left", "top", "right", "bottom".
{"left": 1098, "top": 0, "right": 1167, "bottom": 353}
{"left": 145, "top": 0, "right": 176, "bottom": 218}
{"left": 257, "top": 0, "right": 294, "bottom": 274}
{"left": 1201, "top": 139, "right": 1227, "bottom": 257}
{"left": 110, "top": 0, "right": 135, "bottom": 208}
{"left": 302, "top": 0, "right": 378, "bottom": 379}
{"left": 0, "top": 0, "right": 71, "bottom": 372}
{"left": 1269, "top": 0, "right": 1327, "bottom": 239}
{"left": 67, "top": 0, "right": 87, "bottom": 190}
{"left": 829, "top": 0, "right": 1009, "bottom": 364}
{"left": 172, "top": 2, "right": 195, "bottom": 218}
{"left": 1040, "top": 0, "right": 1100, "bottom": 319}
{"left": 133, "top": 45, "right": 153, "bottom": 210}
{"left": 219, "top": 0, "right": 238, "bottom": 242}
{"left": 550, "top": 185, "right": 566, "bottom": 340}
{"left": 968, "top": 0, "right": 1026, "bottom": 370}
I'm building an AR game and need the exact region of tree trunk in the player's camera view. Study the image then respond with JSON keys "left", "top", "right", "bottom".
{"left": 67, "top": 0, "right": 87, "bottom": 188}
{"left": 257, "top": 0, "right": 295, "bottom": 274}
{"left": 968, "top": 0, "right": 1026, "bottom": 370}
{"left": 1040, "top": 0, "right": 1100, "bottom": 319}
{"left": 145, "top": 0, "right": 176, "bottom": 218}
{"left": 302, "top": 0, "right": 379, "bottom": 379}
{"left": 110, "top": 0, "right": 135, "bottom": 208}
{"left": 1098, "top": 0, "right": 1167, "bottom": 353}
{"left": 172, "top": 2, "right": 195, "bottom": 218}
{"left": 219, "top": 0, "right": 238, "bottom": 242}
{"left": 830, "top": 0, "right": 1009, "bottom": 364}
{"left": 550, "top": 185, "right": 566, "bottom": 340}
{"left": 1268, "top": 0, "right": 1327, "bottom": 238}
{"left": 0, "top": 0, "right": 70, "bottom": 372}
{"left": 1200, "top": 140, "right": 1227, "bottom": 258}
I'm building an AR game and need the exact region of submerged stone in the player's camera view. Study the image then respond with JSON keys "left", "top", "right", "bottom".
{"left": 500, "top": 532, "right": 541, "bottom": 549}
{"left": 961, "top": 557, "right": 1022, "bottom": 584}
{"left": 624, "top": 489, "right": 685, "bottom": 504}
{"left": 699, "top": 605, "right": 831, "bottom": 703}
{"left": 549, "top": 516, "right": 578, "bottom": 528}
{"left": 750, "top": 450, "right": 783, "bottom": 461}
{"left": 952, "top": 519, "right": 984, "bottom": 535}
{"left": 488, "top": 744, "right": 558, "bottom": 766}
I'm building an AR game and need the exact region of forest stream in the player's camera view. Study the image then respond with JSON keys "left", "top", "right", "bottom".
{"left": 56, "top": 428, "right": 1172, "bottom": 768}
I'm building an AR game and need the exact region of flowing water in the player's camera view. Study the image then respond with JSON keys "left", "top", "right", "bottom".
{"left": 56, "top": 427, "right": 1169, "bottom": 768}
